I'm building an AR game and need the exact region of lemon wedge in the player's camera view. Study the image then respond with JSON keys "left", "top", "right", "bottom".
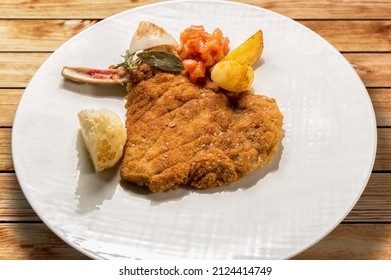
{"left": 78, "top": 109, "right": 126, "bottom": 172}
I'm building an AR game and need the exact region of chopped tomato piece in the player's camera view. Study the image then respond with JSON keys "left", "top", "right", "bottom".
{"left": 182, "top": 59, "right": 197, "bottom": 72}
{"left": 183, "top": 59, "right": 206, "bottom": 83}
{"left": 177, "top": 25, "right": 230, "bottom": 83}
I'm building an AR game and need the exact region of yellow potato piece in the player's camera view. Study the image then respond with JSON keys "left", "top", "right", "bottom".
{"left": 211, "top": 60, "right": 254, "bottom": 93}
{"left": 221, "top": 30, "right": 263, "bottom": 66}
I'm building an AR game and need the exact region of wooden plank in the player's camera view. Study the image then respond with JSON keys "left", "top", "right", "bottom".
{"left": 0, "top": 19, "right": 98, "bottom": 52}
{"left": 0, "top": 223, "right": 88, "bottom": 260}
{"left": 1, "top": 222, "right": 390, "bottom": 259}
{"left": 369, "top": 88, "right": 391, "bottom": 127}
{"left": 294, "top": 223, "right": 391, "bottom": 259}
{"left": 374, "top": 128, "right": 391, "bottom": 171}
{"left": 0, "top": 0, "right": 390, "bottom": 19}
{"left": 0, "top": 129, "right": 12, "bottom": 171}
{"left": 0, "top": 53, "right": 50, "bottom": 88}
{"left": 344, "top": 53, "right": 391, "bottom": 88}
{"left": 0, "top": 0, "right": 160, "bottom": 19}
{"left": 1, "top": 19, "right": 391, "bottom": 52}
{"left": 245, "top": 0, "right": 391, "bottom": 19}
{"left": 345, "top": 173, "right": 391, "bottom": 222}
{"left": 0, "top": 106, "right": 17, "bottom": 127}
{"left": 0, "top": 89, "right": 23, "bottom": 127}
{"left": 0, "top": 173, "right": 38, "bottom": 222}
{"left": 0, "top": 89, "right": 22, "bottom": 105}
{"left": 299, "top": 20, "right": 391, "bottom": 52}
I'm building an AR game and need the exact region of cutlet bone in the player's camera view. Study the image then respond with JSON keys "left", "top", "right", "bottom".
{"left": 61, "top": 21, "right": 178, "bottom": 85}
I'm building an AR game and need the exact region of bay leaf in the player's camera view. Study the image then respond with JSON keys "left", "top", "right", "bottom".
{"left": 137, "top": 50, "right": 184, "bottom": 72}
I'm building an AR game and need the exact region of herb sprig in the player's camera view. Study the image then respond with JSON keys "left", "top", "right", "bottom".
{"left": 113, "top": 51, "right": 141, "bottom": 70}
{"left": 113, "top": 49, "right": 184, "bottom": 72}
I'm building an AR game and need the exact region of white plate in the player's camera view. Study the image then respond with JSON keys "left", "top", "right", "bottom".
{"left": 12, "top": 0, "right": 376, "bottom": 259}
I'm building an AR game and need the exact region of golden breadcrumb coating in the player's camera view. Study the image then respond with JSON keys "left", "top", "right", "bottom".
{"left": 120, "top": 70, "right": 283, "bottom": 192}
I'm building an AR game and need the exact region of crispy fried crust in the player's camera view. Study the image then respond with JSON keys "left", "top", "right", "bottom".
{"left": 120, "top": 70, "right": 283, "bottom": 192}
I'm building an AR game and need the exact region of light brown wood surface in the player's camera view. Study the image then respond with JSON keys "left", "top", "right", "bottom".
{"left": 1, "top": 0, "right": 390, "bottom": 260}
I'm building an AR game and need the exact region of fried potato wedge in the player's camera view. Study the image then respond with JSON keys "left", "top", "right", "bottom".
{"left": 211, "top": 60, "right": 254, "bottom": 92}
{"left": 221, "top": 30, "right": 263, "bottom": 66}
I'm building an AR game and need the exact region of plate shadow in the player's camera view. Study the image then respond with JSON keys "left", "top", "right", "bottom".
{"left": 61, "top": 79, "right": 127, "bottom": 100}
{"left": 75, "top": 131, "right": 118, "bottom": 214}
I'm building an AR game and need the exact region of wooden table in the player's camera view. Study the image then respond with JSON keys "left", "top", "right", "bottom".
{"left": 1, "top": 0, "right": 390, "bottom": 260}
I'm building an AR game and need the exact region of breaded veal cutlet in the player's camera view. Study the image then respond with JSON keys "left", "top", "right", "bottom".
{"left": 120, "top": 64, "right": 283, "bottom": 192}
